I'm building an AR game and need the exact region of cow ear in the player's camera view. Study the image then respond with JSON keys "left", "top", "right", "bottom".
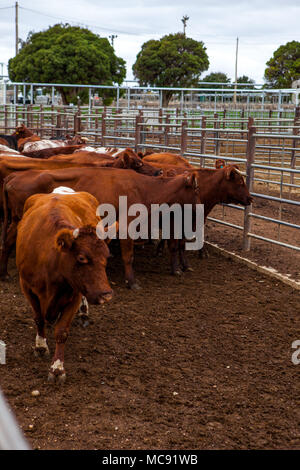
{"left": 225, "top": 166, "right": 237, "bottom": 180}
{"left": 122, "top": 152, "right": 131, "bottom": 168}
{"left": 55, "top": 228, "right": 74, "bottom": 252}
{"left": 185, "top": 172, "right": 198, "bottom": 189}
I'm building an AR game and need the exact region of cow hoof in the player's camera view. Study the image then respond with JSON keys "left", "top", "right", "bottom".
{"left": 199, "top": 250, "right": 209, "bottom": 259}
{"left": 34, "top": 347, "right": 50, "bottom": 358}
{"left": 0, "top": 273, "right": 11, "bottom": 282}
{"left": 173, "top": 269, "right": 183, "bottom": 276}
{"left": 48, "top": 372, "right": 66, "bottom": 384}
{"left": 80, "top": 317, "right": 89, "bottom": 328}
{"left": 48, "top": 359, "right": 66, "bottom": 383}
{"left": 130, "top": 282, "right": 141, "bottom": 290}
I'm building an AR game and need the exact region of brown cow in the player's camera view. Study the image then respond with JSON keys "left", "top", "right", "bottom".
{"left": 16, "top": 189, "right": 115, "bottom": 382}
{"left": 0, "top": 156, "right": 103, "bottom": 224}
{"left": 12, "top": 124, "right": 41, "bottom": 151}
{"left": 3, "top": 167, "right": 200, "bottom": 286}
{"left": 48, "top": 148, "right": 163, "bottom": 176}
{"left": 156, "top": 165, "right": 253, "bottom": 270}
{"left": 21, "top": 144, "right": 84, "bottom": 159}
{"left": 143, "top": 152, "right": 192, "bottom": 168}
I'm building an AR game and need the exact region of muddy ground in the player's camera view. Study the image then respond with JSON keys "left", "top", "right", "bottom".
{"left": 0, "top": 240, "right": 299, "bottom": 450}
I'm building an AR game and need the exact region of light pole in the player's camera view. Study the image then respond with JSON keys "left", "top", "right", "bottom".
{"left": 15, "top": 1, "right": 19, "bottom": 56}
{"left": 181, "top": 15, "right": 189, "bottom": 36}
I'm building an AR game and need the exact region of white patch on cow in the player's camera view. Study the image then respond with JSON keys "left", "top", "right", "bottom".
{"left": 75, "top": 146, "right": 96, "bottom": 153}
{"left": 111, "top": 148, "right": 124, "bottom": 157}
{"left": 35, "top": 335, "right": 48, "bottom": 350}
{"left": 0, "top": 153, "right": 26, "bottom": 158}
{"left": 52, "top": 186, "right": 76, "bottom": 194}
{"left": 74, "top": 146, "right": 124, "bottom": 155}
{"left": 0, "top": 144, "right": 22, "bottom": 156}
{"left": 23, "top": 140, "right": 67, "bottom": 152}
{"left": 50, "top": 359, "right": 64, "bottom": 372}
{"left": 73, "top": 228, "right": 79, "bottom": 238}
{"left": 78, "top": 296, "right": 89, "bottom": 316}
{"left": 0, "top": 144, "right": 19, "bottom": 153}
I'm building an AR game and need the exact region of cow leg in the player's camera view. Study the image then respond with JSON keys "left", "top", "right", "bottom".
{"left": 198, "top": 244, "right": 209, "bottom": 259}
{"left": 167, "top": 239, "right": 182, "bottom": 276}
{"left": 178, "top": 239, "right": 194, "bottom": 272}
{"left": 120, "top": 239, "right": 140, "bottom": 289}
{"left": 20, "top": 279, "right": 49, "bottom": 357}
{"left": 48, "top": 294, "right": 81, "bottom": 383}
{"left": 156, "top": 239, "right": 165, "bottom": 257}
{"left": 77, "top": 295, "right": 89, "bottom": 327}
{"left": 0, "top": 220, "right": 18, "bottom": 280}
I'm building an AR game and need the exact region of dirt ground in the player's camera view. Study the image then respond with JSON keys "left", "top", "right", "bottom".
{"left": 205, "top": 184, "right": 300, "bottom": 282}
{"left": 0, "top": 242, "right": 300, "bottom": 450}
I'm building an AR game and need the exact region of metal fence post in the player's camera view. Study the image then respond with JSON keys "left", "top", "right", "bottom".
{"left": 290, "top": 106, "right": 300, "bottom": 187}
{"left": 101, "top": 111, "right": 106, "bottom": 146}
{"left": 200, "top": 116, "right": 206, "bottom": 167}
{"left": 74, "top": 112, "right": 81, "bottom": 135}
{"left": 164, "top": 115, "right": 169, "bottom": 147}
{"left": 180, "top": 120, "right": 187, "bottom": 155}
{"left": 135, "top": 115, "right": 141, "bottom": 152}
{"left": 214, "top": 113, "right": 220, "bottom": 156}
{"left": 243, "top": 124, "right": 256, "bottom": 251}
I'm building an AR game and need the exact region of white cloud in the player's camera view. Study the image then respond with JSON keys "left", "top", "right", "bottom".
{"left": 0, "top": 0, "right": 299, "bottom": 84}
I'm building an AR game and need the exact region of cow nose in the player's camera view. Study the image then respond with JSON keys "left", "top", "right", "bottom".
{"left": 99, "top": 290, "right": 113, "bottom": 304}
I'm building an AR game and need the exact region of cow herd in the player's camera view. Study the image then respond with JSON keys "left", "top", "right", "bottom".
{"left": 0, "top": 124, "right": 252, "bottom": 382}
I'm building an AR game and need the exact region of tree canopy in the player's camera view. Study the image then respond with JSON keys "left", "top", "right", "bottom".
{"left": 8, "top": 23, "right": 126, "bottom": 105}
{"left": 264, "top": 41, "right": 300, "bottom": 88}
{"left": 132, "top": 33, "right": 209, "bottom": 106}
{"left": 236, "top": 75, "right": 255, "bottom": 89}
{"left": 200, "top": 72, "right": 231, "bottom": 88}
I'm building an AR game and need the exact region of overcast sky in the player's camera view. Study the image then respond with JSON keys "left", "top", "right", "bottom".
{"left": 0, "top": 0, "right": 299, "bottom": 84}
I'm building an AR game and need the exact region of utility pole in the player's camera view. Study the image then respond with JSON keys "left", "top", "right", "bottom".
{"left": 181, "top": 15, "right": 189, "bottom": 36}
{"left": 15, "top": 1, "right": 19, "bottom": 56}
{"left": 109, "top": 34, "right": 118, "bottom": 47}
{"left": 233, "top": 37, "right": 239, "bottom": 105}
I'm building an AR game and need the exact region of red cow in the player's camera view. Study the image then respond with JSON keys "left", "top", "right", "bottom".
{"left": 3, "top": 167, "right": 200, "bottom": 286}
{"left": 16, "top": 190, "right": 115, "bottom": 382}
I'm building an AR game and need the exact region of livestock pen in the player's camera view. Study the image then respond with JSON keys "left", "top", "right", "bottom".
{"left": 0, "top": 100, "right": 299, "bottom": 451}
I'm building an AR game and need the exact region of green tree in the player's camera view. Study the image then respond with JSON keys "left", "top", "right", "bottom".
{"left": 132, "top": 33, "right": 209, "bottom": 107}
{"left": 9, "top": 23, "right": 126, "bottom": 105}
{"left": 200, "top": 71, "right": 231, "bottom": 88}
{"left": 237, "top": 75, "right": 255, "bottom": 89}
{"left": 264, "top": 41, "right": 300, "bottom": 88}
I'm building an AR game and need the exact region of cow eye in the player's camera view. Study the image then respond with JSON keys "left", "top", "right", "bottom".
{"left": 77, "top": 254, "right": 89, "bottom": 264}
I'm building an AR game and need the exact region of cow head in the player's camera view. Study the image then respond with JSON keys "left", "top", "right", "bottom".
{"left": 55, "top": 225, "right": 113, "bottom": 304}
{"left": 116, "top": 149, "right": 162, "bottom": 176}
{"left": 13, "top": 124, "right": 34, "bottom": 139}
{"left": 221, "top": 166, "right": 253, "bottom": 206}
